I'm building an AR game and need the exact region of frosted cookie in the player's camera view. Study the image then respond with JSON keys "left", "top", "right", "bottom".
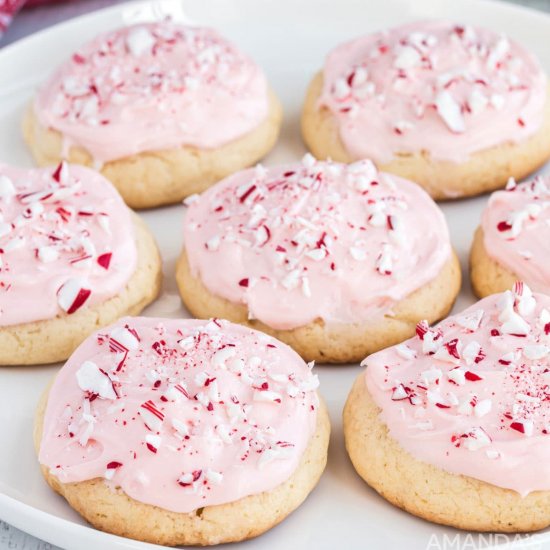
{"left": 302, "top": 21, "right": 550, "bottom": 199}
{"left": 344, "top": 283, "right": 550, "bottom": 531}
{"left": 35, "top": 317, "right": 329, "bottom": 546}
{"left": 471, "top": 176, "right": 550, "bottom": 298}
{"left": 23, "top": 22, "right": 282, "bottom": 209}
{"left": 177, "top": 155, "right": 461, "bottom": 363}
{"left": 0, "top": 162, "right": 161, "bottom": 365}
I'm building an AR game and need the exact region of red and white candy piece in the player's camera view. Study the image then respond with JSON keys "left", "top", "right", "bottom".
{"left": 109, "top": 326, "right": 140, "bottom": 351}
{"left": 460, "top": 427, "right": 492, "bottom": 451}
{"left": 104, "top": 461, "right": 123, "bottom": 480}
{"left": 76, "top": 360, "right": 117, "bottom": 400}
{"left": 510, "top": 419, "right": 534, "bottom": 437}
{"left": 139, "top": 400, "right": 165, "bottom": 431}
{"left": 57, "top": 278, "right": 91, "bottom": 314}
{"left": 145, "top": 433, "right": 161, "bottom": 453}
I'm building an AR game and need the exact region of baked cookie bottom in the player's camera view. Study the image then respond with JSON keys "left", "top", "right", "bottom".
{"left": 301, "top": 73, "right": 550, "bottom": 201}
{"left": 22, "top": 90, "right": 283, "bottom": 209}
{"left": 175, "top": 249, "right": 462, "bottom": 364}
{"left": 343, "top": 375, "right": 550, "bottom": 532}
{"left": 469, "top": 227, "right": 521, "bottom": 299}
{"left": 34, "top": 391, "right": 330, "bottom": 546}
{"left": 0, "top": 214, "right": 162, "bottom": 365}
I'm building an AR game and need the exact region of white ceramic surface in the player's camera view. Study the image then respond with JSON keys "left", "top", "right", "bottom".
{"left": 0, "top": 1, "right": 549, "bottom": 548}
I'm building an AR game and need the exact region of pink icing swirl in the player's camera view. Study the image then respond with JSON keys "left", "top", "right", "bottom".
{"left": 184, "top": 156, "right": 452, "bottom": 330}
{"left": 320, "top": 20, "right": 547, "bottom": 163}
{"left": 38, "top": 317, "right": 319, "bottom": 513}
{"left": 34, "top": 22, "right": 270, "bottom": 162}
{"left": 365, "top": 282, "right": 550, "bottom": 495}
{"left": 0, "top": 162, "right": 136, "bottom": 326}
{"left": 482, "top": 176, "right": 550, "bottom": 293}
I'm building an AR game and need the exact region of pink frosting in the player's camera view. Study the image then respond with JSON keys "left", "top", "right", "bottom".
{"left": 38, "top": 317, "right": 319, "bottom": 513}
{"left": 365, "top": 282, "right": 550, "bottom": 495}
{"left": 482, "top": 176, "right": 550, "bottom": 294}
{"left": 320, "top": 20, "right": 547, "bottom": 163}
{"left": 34, "top": 22, "right": 269, "bottom": 163}
{"left": 184, "top": 156, "right": 452, "bottom": 330}
{"left": 0, "top": 162, "right": 136, "bottom": 326}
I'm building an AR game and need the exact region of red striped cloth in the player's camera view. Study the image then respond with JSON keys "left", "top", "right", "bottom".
{"left": 0, "top": 0, "right": 68, "bottom": 37}
{"left": 0, "top": 0, "right": 26, "bottom": 34}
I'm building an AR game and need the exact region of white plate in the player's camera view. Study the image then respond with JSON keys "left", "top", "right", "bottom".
{"left": 1, "top": 1, "right": 549, "bottom": 549}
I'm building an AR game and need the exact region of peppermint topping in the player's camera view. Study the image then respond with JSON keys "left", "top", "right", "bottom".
{"left": 0, "top": 163, "right": 136, "bottom": 325}
{"left": 35, "top": 22, "right": 268, "bottom": 162}
{"left": 0, "top": 175, "right": 15, "bottom": 199}
{"left": 366, "top": 283, "right": 550, "bottom": 488}
{"left": 126, "top": 26, "right": 156, "bottom": 57}
{"left": 435, "top": 90, "right": 465, "bottom": 133}
{"left": 39, "top": 318, "right": 319, "bottom": 513}
{"left": 483, "top": 176, "right": 550, "bottom": 295}
{"left": 46, "top": 23, "right": 251, "bottom": 126}
{"left": 321, "top": 21, "right": 546, "bottom": 163}
{"left": 184, "top": 156, "right": 450, "bottom": 330}
{"left": 57, "top": 278, "right": 91, "bottom": 314}
{"left": 76, "top": 360, "right": 117, "bottom": 400}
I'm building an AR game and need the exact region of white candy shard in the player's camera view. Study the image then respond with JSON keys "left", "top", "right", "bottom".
{"left": 523, "top": 344, "right": 550, "bottom": 360}
{"left": 448, "top": 367, "right": 466, "bottom": 386}
{"left": 395, "top": 344, "right": 416, "bottom": 360}
{"left": 474, "top": 399, "right": 492, "bottom": 418}
{"left": 110, "top": 326, "right": 139, "bottom": 350}
{"left": 0, "top": 175, "right": 15, "bottom": 199}
{"left": 394, "top": 45, "right": 422, "bottom": 69}
{"left": 145, "top": 433, "right": 161, "bottom": 452}
{"left": 76, "top": 360, "right": 117, "bottom": 399}
{"left": 463, "top": 427, "right": 491, "bottom": 451}
{"left": 126, "top": 26, "right": 155, "bottom": 57}
{"left": 499, "top": 290, "right": 531, "bottom": 336}
{"left": 462, "top": 341, "right": 482, "bottom": 366}
{"left": 456, "top": 309, "right": 483, "bottom": 332}
{"left": 421, "top": 367, "right": 442, "bottom": 385}
{"left": 435, "top": 90, "right": 465, "bottom": 133}
{"left": 212, "top": 346, "right": 236, "bottom": 368}
{"left": 37, "top": 246, "right": 59, "bottom": 263}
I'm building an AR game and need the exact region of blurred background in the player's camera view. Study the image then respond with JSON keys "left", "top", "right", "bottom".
{"left": 0, "top": 0, "right": 549, "bottom": 46}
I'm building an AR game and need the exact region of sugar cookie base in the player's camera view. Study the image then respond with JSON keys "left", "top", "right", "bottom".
{"left": 0, "top": 214, "right": 162, "bottom": 365}
{"left": 23, "top": 91, "right": 283, "bottom": 209}
{"left": 301, "top": 73, "right": 550, "bottom": 200}
{"left": 175, "top": 249, "right": 462, "bottom": 363}
{"left": 469, "top": 227, "right": 519, "bottom": 298}
{"left": 34, "top": 388, "right": 330, "bottom": 546}
{"left": 343, "top": 375, "right": 550, "bottom": 532}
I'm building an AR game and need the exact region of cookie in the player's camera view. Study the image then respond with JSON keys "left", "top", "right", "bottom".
{"left": 344, "top": 283, "right": 550, "bottom": 531}
{"left": 23, "top": 22, "right": 282, "bottom": 209}
{"left": 471, "top": 176, "right": 550, "bottom": 298}
{"left": 302, "top": 21, "right": 550, "bottom": 200}
{"left": 177, "top": 155, "right": 461, "bottom": 363}
{"left": 35, "top": 317, "right": 330, "bottom": 546}
{"left": 0, "top": 162, "right": 161, "bottom": 365}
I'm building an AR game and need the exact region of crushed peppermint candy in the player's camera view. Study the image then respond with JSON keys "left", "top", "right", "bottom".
{"left": 482, "top": 176, "right": 550, "bottom": 296}
{"left": 184, "top": 156, "right": 451, "bottom": 330}
{"left": 38, "top": 317, "right": 319, "bottom": 514}
{"left": 34, "top": 21, "right": 269, "bottom": 163}
{"left": 0, "top": 163, "right": 136, "bottom": 326}
{"left": 364, "top": 282, "right": 550, "bottom": 495}
{"left": 320, "top": 20, "right": 546, "bottom": 163}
